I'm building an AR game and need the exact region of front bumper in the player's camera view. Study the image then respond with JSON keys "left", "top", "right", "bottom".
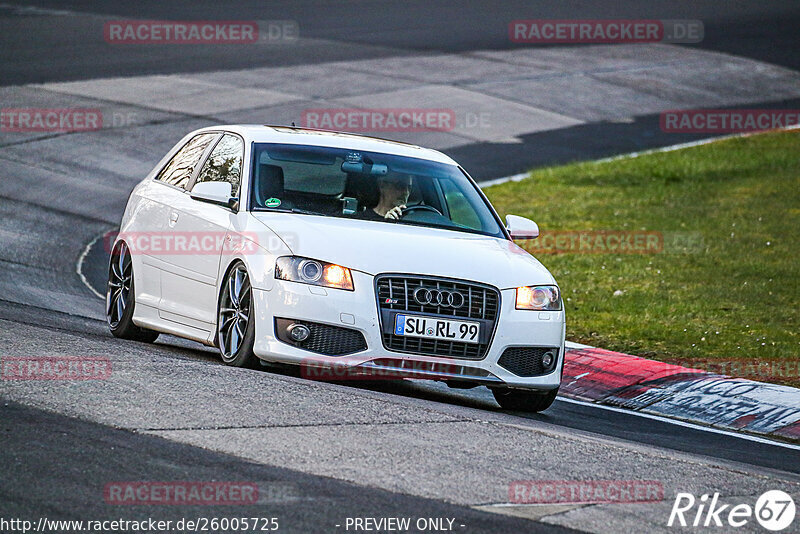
{"left": 252, "top": 271, "right": 565, "bottom": 390}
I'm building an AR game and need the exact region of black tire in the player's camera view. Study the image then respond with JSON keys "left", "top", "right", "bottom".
{"left": 217, "top": 262, "right": 259, "bottom": 368}
{"left": 106, "top": 241, "right": 159, "bottom": 343}
{"left": 492, "top": 387, "right": 558, "bottom": 412}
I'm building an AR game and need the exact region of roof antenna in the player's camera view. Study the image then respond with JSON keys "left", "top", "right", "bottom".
{"left": 291, "top": 121, "right": 296, "bottom": 127}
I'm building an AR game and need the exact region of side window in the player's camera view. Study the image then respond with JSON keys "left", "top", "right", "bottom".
{"left": 194, "top": 134, "right": 244, "bottom": 197}
{"left": 155, "top": 133, "right": 217, "bottom": 189}
{"left": 440, "top": 179, "right": 482, "bottom": 230}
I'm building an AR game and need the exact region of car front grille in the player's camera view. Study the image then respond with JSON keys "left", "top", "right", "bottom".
{"left": 274, "top": 318, "right": 367, "bottom": 356}
{"left": 497, "top": 346, "right": 559, "bottom": 377}
{"left": 375, "top": 274, "right": 500, "bottom": 360}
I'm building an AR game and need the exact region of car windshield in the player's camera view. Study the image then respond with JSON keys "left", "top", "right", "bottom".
{"left": 249, "top": 143, "right": 505, "bottom": 238}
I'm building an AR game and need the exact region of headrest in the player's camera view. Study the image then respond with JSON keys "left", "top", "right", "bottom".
{"left": 344, "top": 173, "right": 379, "bottom": 209}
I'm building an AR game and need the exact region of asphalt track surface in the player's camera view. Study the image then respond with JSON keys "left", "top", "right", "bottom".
{"left": 2, "top": 400, "right": 569, "bottom": 534}
{"left": 1, "top": 2, "right": 800, "bottom": 533}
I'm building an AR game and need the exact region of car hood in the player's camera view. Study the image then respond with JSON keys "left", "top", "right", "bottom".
{"left": 251, "top": 212, "right": 555, "bottom": 289}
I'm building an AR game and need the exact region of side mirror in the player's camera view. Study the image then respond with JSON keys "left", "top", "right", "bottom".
{"left": 506, "top": 214, "right": 539, "bottom": 239}
{"left": 190, "top": 181, "right": 237, "bottom": 209}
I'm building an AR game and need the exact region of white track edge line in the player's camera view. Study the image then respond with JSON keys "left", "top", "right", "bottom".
{"left": 76, "top": 232, "right": 106, "bottom": 300}
{"left": 556, "top": 396, "right": 800, "bottom": 450}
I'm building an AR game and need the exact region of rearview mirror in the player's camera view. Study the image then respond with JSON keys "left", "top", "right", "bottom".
{"left": 190, "top": 181, "right": 237, "bottom": 209}
{"left": 506, "top": 214, "right": 539, "bottom": 239}
{"left": 341, "top": 161, "right": 388, "bottom": 175}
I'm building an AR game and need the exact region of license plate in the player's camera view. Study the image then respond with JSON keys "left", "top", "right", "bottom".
{"left": 394, "top": 314, "right": 480, "bottom": 344}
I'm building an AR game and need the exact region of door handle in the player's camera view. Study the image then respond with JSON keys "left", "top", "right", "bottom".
{"left": 169, "top": 211, "right": 179, "bottom": 226}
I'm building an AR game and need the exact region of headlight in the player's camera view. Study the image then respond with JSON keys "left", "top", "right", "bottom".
{"left": 516, "top": 285, "right": 561, "bottom": 310}
{"left": 275, "top": 256, "right": 354, "bottom": 291}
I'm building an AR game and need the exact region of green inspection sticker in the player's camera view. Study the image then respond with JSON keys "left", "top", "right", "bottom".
{"left": 265, "top": 197, "right": 281, "bottom": 208}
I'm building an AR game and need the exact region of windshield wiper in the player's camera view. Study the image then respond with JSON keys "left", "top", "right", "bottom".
{"left": 290, "top": 208, "right": 326, "bottom": 216}
{"left": 396, "top": 219, "right": 494, "bottom": 237}
{"left": 252, "top": 206, "right": 325, "bottom": 216}
{"left": 252, "top": 207, "right": 291, "bottom": 213}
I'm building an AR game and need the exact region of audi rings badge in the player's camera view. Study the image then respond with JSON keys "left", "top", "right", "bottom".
{"left": 413, "top": 287, "right": 465, "bottom": 309}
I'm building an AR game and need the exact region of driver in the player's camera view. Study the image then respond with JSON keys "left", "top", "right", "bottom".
{"left": 364, "top": 173, "right": 413, "bottom": 220}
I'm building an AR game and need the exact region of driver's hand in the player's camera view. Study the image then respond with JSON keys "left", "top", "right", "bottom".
{"left": 384, "top": 205, "right": 405, "bottom": 220}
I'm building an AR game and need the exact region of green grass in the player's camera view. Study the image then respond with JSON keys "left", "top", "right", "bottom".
{"left": 484, "top": 130, "right": 800, "bottom": 385}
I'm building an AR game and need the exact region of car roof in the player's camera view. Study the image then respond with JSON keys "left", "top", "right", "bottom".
{"left": 191, "top": 124, "right": 459, "bottom": 166}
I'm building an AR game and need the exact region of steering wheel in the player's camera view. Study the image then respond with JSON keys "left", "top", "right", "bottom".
{"left": 401, "top": 203, "right": 443, "bottom": 217}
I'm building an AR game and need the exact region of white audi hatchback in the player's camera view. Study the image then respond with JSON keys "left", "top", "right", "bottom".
{"left": 107, "top": 125, "right": 565, "bottom": 411}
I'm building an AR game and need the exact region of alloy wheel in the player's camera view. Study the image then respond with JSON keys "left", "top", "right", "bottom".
{"left": 107, "top": 242, "right": 132, "bottom": 328}
{"left": 218, "top": 265, "right": 252, "bottom": 361}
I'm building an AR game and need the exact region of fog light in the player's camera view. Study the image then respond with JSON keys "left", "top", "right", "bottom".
{"left": 287, "top": 323, "right": 311, "bottom": 342}
{"left": 542, "top": 350, "right": 557, "bottom": 369}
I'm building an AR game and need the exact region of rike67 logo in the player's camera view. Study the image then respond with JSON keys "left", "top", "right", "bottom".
{"left": 668, "top": 490, "right": 795, "bottom": 531}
